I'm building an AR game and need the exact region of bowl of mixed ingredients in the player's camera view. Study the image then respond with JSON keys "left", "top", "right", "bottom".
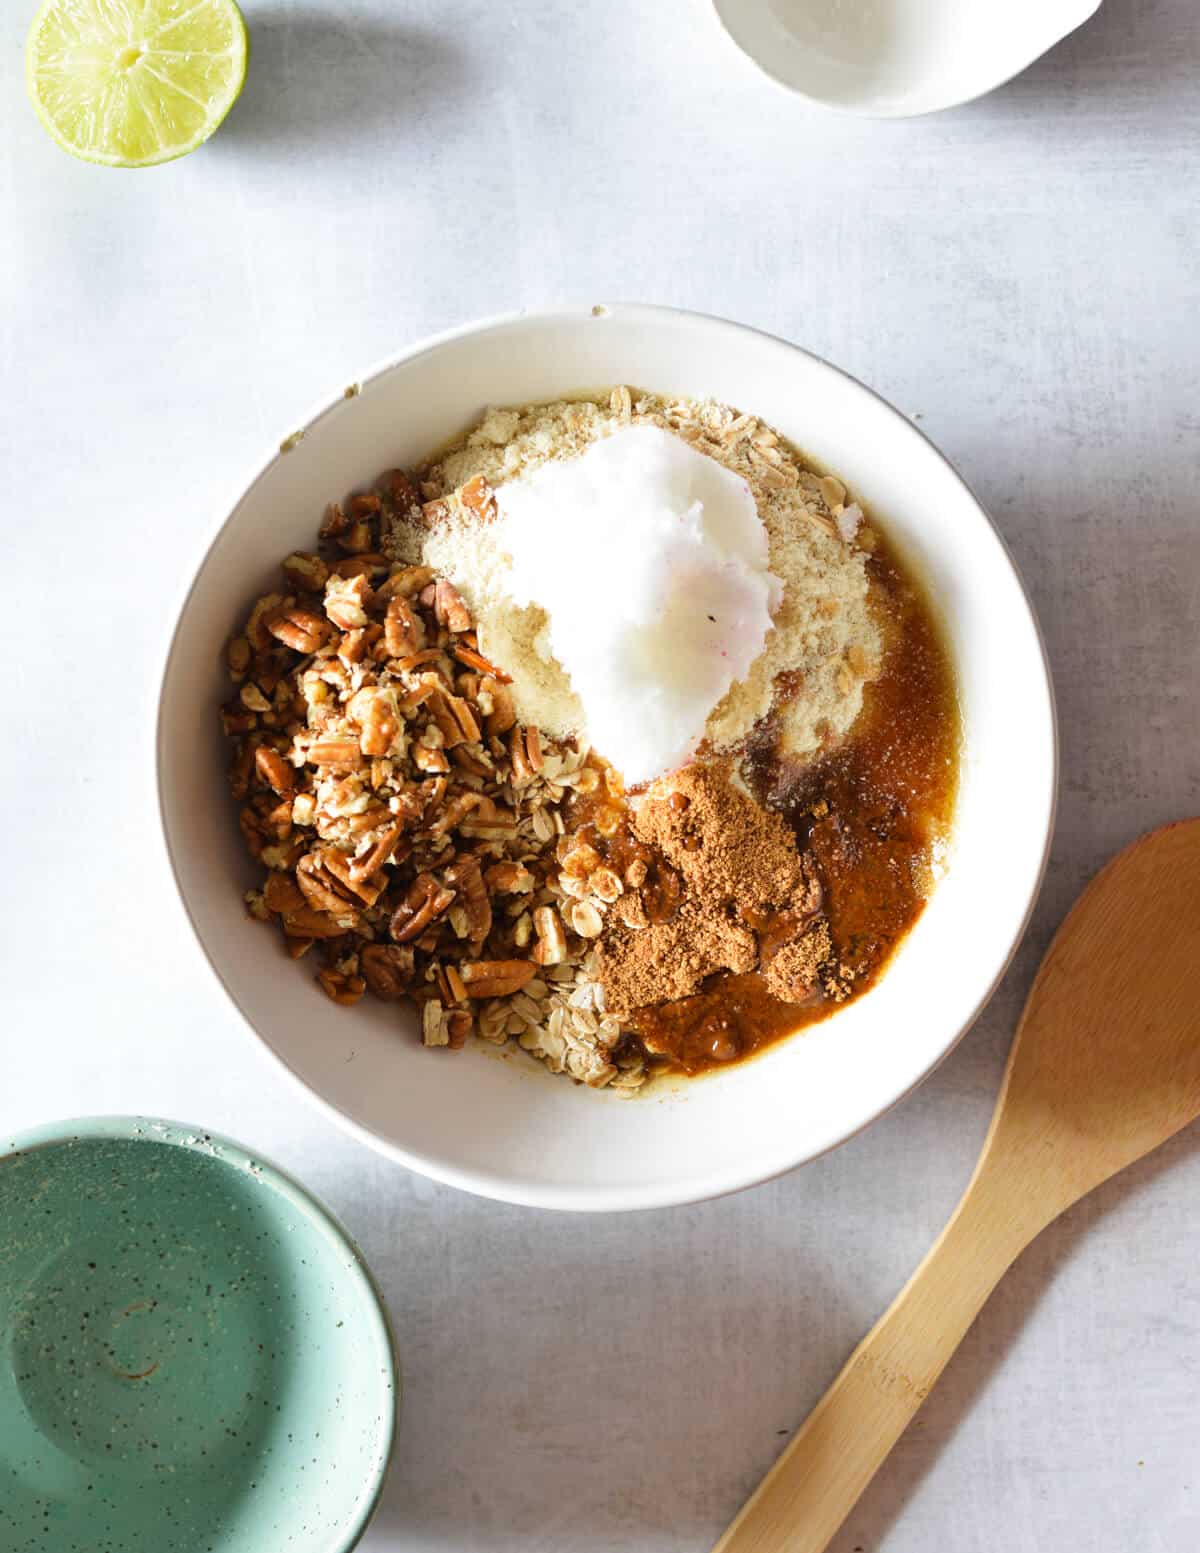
{"left": 158, "top": 305, "right": 1056, "bottom": 1210}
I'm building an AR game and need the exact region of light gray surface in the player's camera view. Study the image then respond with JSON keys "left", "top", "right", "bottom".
{"left": 3, "top": 1, "right": 1199, "bottom": 1549}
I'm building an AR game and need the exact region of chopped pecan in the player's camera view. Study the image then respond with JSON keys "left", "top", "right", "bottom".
{"left": 446, "top": 1009, "right": 473, "bottom": 1049}
{"left": 413, "top": 744, "right": 450, "bottom": 774}
{"left": 450, "top": 745, "right": 492, "bottom": 780}
{"left": 281, "top": 552, "right": 329, "bottom": 592}
{"left": 324, "top": 573, "right": 371, "bottom": 631}
{"left": 484, "top": 861, "right": 535, "bottom": 895}
{"left": 458, "top": 959, "right": 536, "bottom": 999}
{"left": 347, "top": 687, "right": 401, "bottom": 758}
{"left": 433, "top": 578, "right": 472, "bottom": 633}
{"left": 322, "top": 848, "right": 387, "bottom": 908}
{"left": 296, "top": 854, "right": 361, "bottom": 923}
{"left": 317, "top": 968, "right": 366, "bottom": 1006}
{"left": 376, "top": 564, "right": 435, "bottom": 601}
{"left": 509, "top": 725, "right": 542, "bottom": 784}
{"left": 481, "top": 677, "right": 516, "bottom": 736}
{"left": 442, "top": 855, "right": 491, "bottom": 944}
{"left": 320, "top": 501, "right": 348, "bottom": 541}
{"left": 387, "top": 470, "right": 420, "bottom": 515}
{"left": 268, "top": 606, "right": 333, "bottom": 654}
{"left": 263, "top": 873, "right": 305, "bottom": 914}
{"left": 255, "top": 745, "right": 294, "bottom": 794}
{"left": 348, "top": 820, "right": 407, "bottom": 881}
{"left": 238, "top": 806, "right": 264, "bottom": 858}
{"left": 384, "top": 595, "right": 423, "bottom": 657}
{"left": 360, "top": 944, "right": 415, "bottom": 1000}
{"left": 429, "top": 791, "right": 483, "bottom": 836}
{"left": 228, "top": 739, "right": 257, "bottom": 799}
{"left": 390, "top": 873, "right": 456, "bottom": 943}
{"left": 226, "top": 635, "right": 251, "bottom": 678}
{"left": 531, "top": 906, "right": 568, "bottom": 966}
{"left": 436, "top": 962, "right": 469, "bottom": 1006}
{"left": 427, "top": 690, "right": 479, "bottom": 748}
{"left": 306, "top": 739, "right": 363, "bottom": 767}
{"left": 422, "top": 998, "right": 449, "bottom": 1047}
{"left": 245, "top": 593, "right": 285, "bottom": 651}
{"left": 459, "top": 474, "right": 496, "bottom": 521}
{"left": 222, "top": 704, "right": 258, "bottom": 737}
{"left": 282, "top": 905, "right": 353, "bottom": 939}
{"left": 451, "top": 642, "right": 512, "bottom": 681}
{"left": 393, "top": 649, "right": 447, "bottom": 675}
{"left": 348, "top": 492, "right": 382, "bottom": 520}
{"left": 332, "top": 552, "right": 388, "bottom": 578}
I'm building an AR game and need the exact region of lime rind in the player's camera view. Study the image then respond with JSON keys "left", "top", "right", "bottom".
{"left": 26, "top": 0, "right": 248, "bottom": 168}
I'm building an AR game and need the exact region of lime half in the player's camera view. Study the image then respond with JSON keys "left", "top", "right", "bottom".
{"left": 26, "top": 0, "right": 248, "bottom": 168}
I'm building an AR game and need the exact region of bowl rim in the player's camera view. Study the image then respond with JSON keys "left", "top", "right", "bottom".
{"left": 155, "top": 301, "right": 1058, "bottom": 1212}
{"left": 709, "top": 0, "right": 1103, "bottom": 119}
{"left": 1, "top": 1113, "right": 400, "bottom": 1552}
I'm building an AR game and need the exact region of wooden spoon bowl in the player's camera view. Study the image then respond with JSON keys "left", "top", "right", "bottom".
{"left": 714, "top": 819, "right": 1200, "bottom": 1553}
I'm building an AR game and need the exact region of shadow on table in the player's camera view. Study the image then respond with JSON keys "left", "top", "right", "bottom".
{"left": 827, "top": 1123, "right": 1200, "bottom": 1553}
{"left": 218, "top": 10, "right": 471, "bottom": 153}
{"left": 352, "top": 1175, "right": 847, "bottom": 1551}
{"left": 966, "top": 0, "right": 1199, "bottom": 118}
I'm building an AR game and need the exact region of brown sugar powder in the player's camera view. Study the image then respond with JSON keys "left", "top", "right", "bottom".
{"left": 596, "top": 761, "right": 825, "bottom": 1014}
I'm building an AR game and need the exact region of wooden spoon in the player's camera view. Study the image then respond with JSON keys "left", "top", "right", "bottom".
{"left": 713, "top": 819, "right": 1200, "bottom": 1553}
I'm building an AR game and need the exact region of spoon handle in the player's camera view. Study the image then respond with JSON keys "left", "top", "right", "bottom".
{"left": 712, "top": 1175, "right": 1033, "bottom": 1553}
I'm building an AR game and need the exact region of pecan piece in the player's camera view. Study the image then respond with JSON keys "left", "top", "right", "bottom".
{"left": 324, "top": 573, "right": 371, "bottom": 631}
{"left": 426, "top": 690, "right": 479, "bottom": 749}
{"left": 433, "top": 578, "right": 472, "bottom": 633}
{"left": 255, "top": 745, "right": 294, "bottom": 795}
{"left": 306, "top": 739, "right": 363, "bottom": 768}
{"left": 442, "top": 855, "right": 491, "bottom": 944}
{"left": 429, "top": 790, "right": 482, "bottom": 836}
{"left": 387, "top": 470, "right": 420, "bottom": 515}
{"left": 347, "top": 687, "right": 402, "bottom": 758}
{"left": 413, "top": 744, "right": 450, "bottom": 775}
{"left": 281, "top": 552, "right": 329, "bottom": 592}
{"left": 376, "top": 564, "right": 435, "bottom": 602}
{"left": 321, "top": 848, "right": 387, "bottom": 908}
{"left": 509, "top": 725, "right": 543, "bottom": 784}
{"left": 484, "top": 861, "right": 535, "bottom": 895}
{"left": 226, "top": 635, "right": 251, "bottom": 678}
{"left": 481, "top": 676, "right": 516, "bottom": 736}
{"left": 458, "top": 959, "right": 536, "bottom": 999}
{"left": 228, "top": 739, "right": 257, "bottom": 799}
{"left": 245, "top": 593, "right": 285, "bottom": 651}
{"left": 459, "top": 474, "right": 496, "bottom": 521}
{"left": 446, "top": 1009, "right": 473, "bottom": 1049}
{"left": 531, "top": 906, "right": 568, "bottom": 966}
{"left": 332, "top": 552, "right": 388, "bottom": 578}
{"left": 360, "top": 944, "right": 415, "bottom": 1001}
{"left": 282, "top": 906, "right": 353, "bottom": 939}
{"left": 268, "top": 606, "right": 333, "bottom": 654}
{"left": 384, "top": 595, "right": 423, "bottom": 658}
{"left": 317, "top": 968, "right": 366, "bottom": 1006}
{"left": 263, "top": 873, "right": 305, "bottom": 914}
{"left": 390, "top": 873, "right": 456, "bottom": 943}
{"left": 348, "top": 820, "right": 407, "bottom": 882}
{"left": 296, "top": 853, "right": 361, "bottom": 923}
{"left": 451, "top": 642, "right": 511, "bottom": 681}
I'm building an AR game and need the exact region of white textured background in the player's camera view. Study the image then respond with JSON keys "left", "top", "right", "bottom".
{"left": 3, "top": 1, "right": 1200, "bottom": 1549}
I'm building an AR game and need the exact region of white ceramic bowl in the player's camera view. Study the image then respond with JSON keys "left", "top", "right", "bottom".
{"left": 712, "top": 0, "right": 1101, "bottom": 118}
{"left": 158, "top": 305, "right": 1056, "bottom": 1212}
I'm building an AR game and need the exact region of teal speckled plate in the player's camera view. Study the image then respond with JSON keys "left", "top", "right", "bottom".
{"left": 0, "top": 1118, "right": 398, "bottom": 1553}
